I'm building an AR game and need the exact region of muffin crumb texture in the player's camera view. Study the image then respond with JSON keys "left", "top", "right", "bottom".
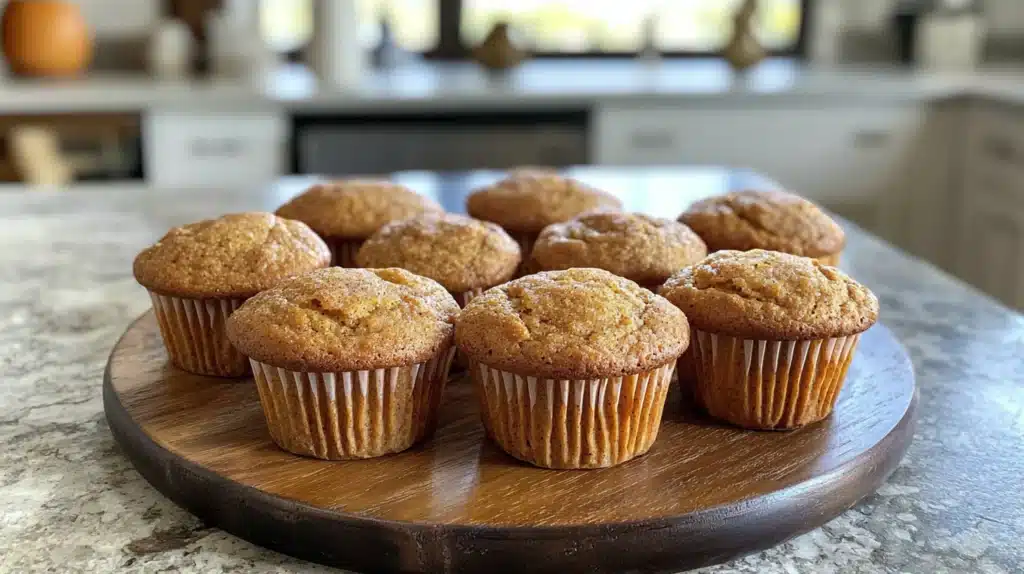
{"left": 532, "top": 212, "right": 707, "bottom": 286}
{"left": 132, "top": 212, "right": 330, "bottom": 299}
{"left": 660, "top": 249, "right": 878, "bottom": 340}
{"left": 679, "top": 189, "right": 845, "bottom": 258}
{"left": 467, "top": 171, "right": 623, "bottom": 233}
{"left": 456, "top": 268, "right": 689, "bottom": 379}
{"left": 275, "top": 180, "right": 443, "bottom": 239}
{"left": 356, "top": 213, "right": 521, "bottom": 293}
{"left": 227, "top": 267, "right": 459, "bottom": 372}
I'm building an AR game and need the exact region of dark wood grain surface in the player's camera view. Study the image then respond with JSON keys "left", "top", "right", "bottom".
{"left": 104, "top": 310, "right": 916, "bottom": 573}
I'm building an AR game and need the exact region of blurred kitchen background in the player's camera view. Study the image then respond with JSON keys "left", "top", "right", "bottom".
{"left": 1, "top": 0, "right": 1022, "bottom": 311}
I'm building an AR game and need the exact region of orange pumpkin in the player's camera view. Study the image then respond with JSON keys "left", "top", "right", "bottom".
{"left": 2, "top": 0, "right": 93, "bottom": 77}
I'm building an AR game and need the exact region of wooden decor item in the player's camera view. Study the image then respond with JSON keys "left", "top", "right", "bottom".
{"left": 722, "top": 0, "right": 766, "bottom": 72}
{"left": 104, "top": 312, "right": 917, "bottom": 574}
{"left": 472, "top": 22, "right": 527, "bottom": 71}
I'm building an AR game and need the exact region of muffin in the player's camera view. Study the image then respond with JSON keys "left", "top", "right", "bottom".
{"left": 133, "top": 212, "right": 330, "bottom": 377}
{"left": 456, "top": 268, "right": 690, "bottom": 469}
{"left": 355, "top": 213, "right": 520, "bottom": 307}
{"left": 531, "top": 212, "right": 707, "bottom": 290}
{"left": 226, "top": 267, "right": 460, "bottom": 460}
{"left": 466, "top": 170, "right": 623, "bottom": 272}
{"left": 678, "top": 189, "right": 845, "bottom": 265}
{"left": 659, "top": 250, "right": 878, "bottom": 430}
{"left": 275, "top": 180, "right": 443, "bottom": 267}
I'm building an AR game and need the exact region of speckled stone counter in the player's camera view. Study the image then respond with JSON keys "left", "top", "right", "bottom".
{"left": 2, "top": 169, "right": 1022, "bottom": 574}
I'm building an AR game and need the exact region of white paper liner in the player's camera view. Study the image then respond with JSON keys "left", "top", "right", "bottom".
{"left": 325, "top": 237, "right": 363, "bottom": 267}
{"left": 251, "top": 346, "right": 456, "bottom": 460}
{"left": 512, "top": 232, "right": 539, "bottom": 277}
{"left": 149, "top": 292, "right": 247, "bottom": 377}
{"left": 691, "top": 330, "right": 860, "bottom": 430}
{"left": 454, "top": 287, "right": 484, "bottom": 308}
{"left": 472, "top": 362, "right": 676, "bottom": 469}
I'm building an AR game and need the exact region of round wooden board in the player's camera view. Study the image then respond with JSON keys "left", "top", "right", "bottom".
{"left": 104, "top": 311, "right": 917, "bottom": 574}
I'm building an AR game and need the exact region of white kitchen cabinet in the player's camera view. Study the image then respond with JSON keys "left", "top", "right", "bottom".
{"left": 592, "top": 102, "right": 926, "bottom": 238}
{"left": 144, "top": 109, "right": 287, "bottom": 189}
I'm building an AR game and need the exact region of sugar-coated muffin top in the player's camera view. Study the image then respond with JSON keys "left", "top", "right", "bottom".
{"left": 678, "top": 190, "right": 845, "bottom": 258}
{"left": 466, "top": 170, "right": 623, "bottom": 233}
{"left": 531, "top": 212, "right": 708, "bottom": 287}
{"left": 133, "top": 212, "right": 330, "bottom": 299}
{"left": 355, "top": 213, "right": 520, "bottom": 293}
{"left": 456, "top": 268, "right": 689, "bottom": 379}
{"left": 226, "top": 268, "right": 459, "bottom": 372}
{"left": 659, "top": 249, "right": 878, "bottom": 340}
{"left": 274, "top": 180, "right": 443, "bottom": 239}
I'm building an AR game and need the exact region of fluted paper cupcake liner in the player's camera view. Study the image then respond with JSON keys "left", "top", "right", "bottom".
{"left": 149, "top": 292, "right": 247, "bottom": 377}
{"left": 325, "top": 236, "right": 363, "bottom": 267}
{"left": 472, "top": 362, "right": 676, "bottom": 469}
{"left": 454, "top": 287, "right": 485, "bottom": 308}
{"left": 691, "top": 330, "right": 860, "bottom": 430}
{"left": 251, "top": 346, "right": 456, "bottom": 460}
{"left": 511, "top": 232, "right": 539, "bottom": 277}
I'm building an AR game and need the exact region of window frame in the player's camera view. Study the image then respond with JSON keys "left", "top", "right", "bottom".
{"left": 425, "top": 0, "right": 811, "bottom": 60}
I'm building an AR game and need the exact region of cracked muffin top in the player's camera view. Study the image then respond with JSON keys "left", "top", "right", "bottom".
{"left": 678, "top": 190, "right": 845, "bottom": 258}
{"left": 133, "top": 212, "right": 330, "bottom": 299}
{"left": 531, "top": 212, "right": 708, "bottom": 287}
{"left": 355, "top": 213, "right": 521, "bottom": 293}
{"left": 659, "top": 250, "right": 878, "bottom": 340}
{"left": 466, "top": 170, "right": 623, "bottom": 234}
{"left": 455, "top": 268, "right": 689, "bottom": 379}
{"left": 226, "top": 267, "right": 459, "bottom": 372}
{"left": 275, "top": 180, "right": 443, "bottom": 239}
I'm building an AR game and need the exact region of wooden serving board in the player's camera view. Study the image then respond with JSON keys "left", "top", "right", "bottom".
{"left": 104, "top": 311, "right": 917, "bottom": 574}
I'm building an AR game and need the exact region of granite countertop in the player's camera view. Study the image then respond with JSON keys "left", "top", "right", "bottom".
{"left": 1, "top": 168, "right": 1023, "bottom": 573}
{"left": 2, "top": 59, "right": 1024, "bottom": 113}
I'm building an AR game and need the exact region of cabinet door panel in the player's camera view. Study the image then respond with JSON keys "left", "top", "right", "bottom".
{"left": 959, "top": 197, "right": 1024, "bottom": 310}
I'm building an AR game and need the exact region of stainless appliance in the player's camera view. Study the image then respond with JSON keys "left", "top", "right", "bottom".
{"left": 292, "top": 110, "right": 589, "bottom": 175}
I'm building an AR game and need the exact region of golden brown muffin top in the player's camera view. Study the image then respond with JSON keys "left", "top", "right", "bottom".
{"left": 355, "top": 213, "right": 521, "bottom": 293}
{"left": 659, "top": 250, "right": 878, "bottom": 340}
{"left": 226, "top": 267, "right": 459, "bottom": 372}
{"left": 466, "top": 171, "right": 623, "bottom": 233}
{"left": 274, "top": 180, "right": 443, "bottom": 239}
{"left": 531, "top": 212, "right": 708, "bottom": 287}
{"left": 455, "top": 268, "right": 689, "bottom": 379}
{"left": 678, "top": 190, "right": 845, "bottom": 258}
{"left": 133, "top": 212, "right": 330, "bottom": 299}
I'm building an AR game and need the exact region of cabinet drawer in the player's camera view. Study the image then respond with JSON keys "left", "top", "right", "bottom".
{"left": 145, "top": 111, "right": 286, "bottom": 188}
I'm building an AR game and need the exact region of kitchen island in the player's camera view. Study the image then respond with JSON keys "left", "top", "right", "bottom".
{"left": 1, "top": 168, "right": 1022, "bottom": 573}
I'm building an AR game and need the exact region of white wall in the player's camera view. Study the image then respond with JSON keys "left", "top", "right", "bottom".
{"left": 69, "top": 0, "right": 160, "bottom": 37}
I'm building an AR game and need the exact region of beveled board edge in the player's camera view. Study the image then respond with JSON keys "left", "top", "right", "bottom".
{"left": 103, "top": 313, "right": 918, "bottom": 574}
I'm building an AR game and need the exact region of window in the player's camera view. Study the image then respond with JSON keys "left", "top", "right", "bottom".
{"left": 259, "top": 0, "right": 806, "bottom": 58}
{"left": 259, "top": 0, "right": 438, "bottom": 53}
{"left": 461, "top": 0, "right": 804, "bottom": 55}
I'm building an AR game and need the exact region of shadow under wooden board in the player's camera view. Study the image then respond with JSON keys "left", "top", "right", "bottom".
{"left": 104, "top": 311, "right": 917, "bottom": 574}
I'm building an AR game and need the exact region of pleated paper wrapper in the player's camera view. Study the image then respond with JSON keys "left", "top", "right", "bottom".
{"left": 691, "top": 330, "right": 860, "bottom": 430}
{"left": 471, "top": 361, "right": 676, "bottom": 469}
{"left": 325, "top": 236, "right": 363, "bottom": 267}
{"left": 454, "top": 287, "right": 484, "bottom": 308}
{"left": 511, "top": 231, "right": 539, "bottom": 277}
{"left": 251, "top": 346, "right": 456, "bottom": 460}
{"left": 149, "top": 292, "right": 247, "bottom": 377}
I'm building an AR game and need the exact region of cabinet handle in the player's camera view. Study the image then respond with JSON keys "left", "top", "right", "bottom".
{"left": 629, "top": 130, "right": 675, "bottom": 150}
{"left": 983, "top": 137, "right": 1015, "bottom": 163}
{"left": 189, "top": 137, "right": 244, "bottom": 158}
{"left": 852, "top": 130, "right": 890, "bottom": 149}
